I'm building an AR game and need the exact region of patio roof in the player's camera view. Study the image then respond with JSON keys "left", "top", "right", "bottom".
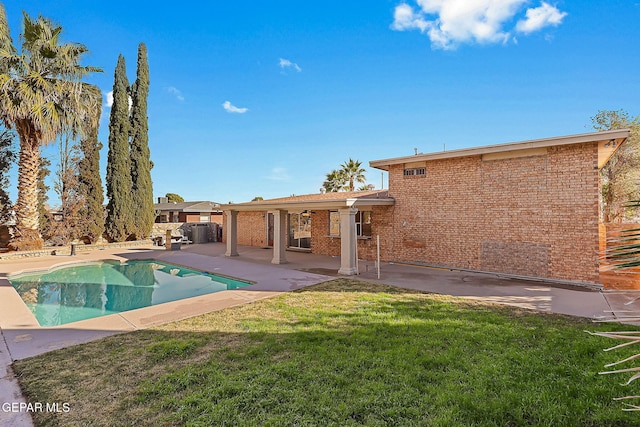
{"left": 155, "top": 201, "right": 223, "bottom": 213}
{"left": 225, "top": 190, "right": 395, "bottom": 212}
{"left": 369, "top": 129, "right": 630, "bottom": 171}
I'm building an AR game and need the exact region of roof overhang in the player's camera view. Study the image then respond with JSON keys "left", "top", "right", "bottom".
{"left": 155, "top": 201, "right": 223, "bottom": 213}
{"left": 225, "top": 193, "right": 395, "bottom": 212}
{"left": 370, "top": 129, "right": 631, "bottom": 171}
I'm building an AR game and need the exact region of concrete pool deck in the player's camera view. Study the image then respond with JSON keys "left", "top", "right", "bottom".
{"left": 0, "top": 244, "right": 334, "bottom": 360}
{"left": 2, "top": 242, "right": 640, "bottom": 426}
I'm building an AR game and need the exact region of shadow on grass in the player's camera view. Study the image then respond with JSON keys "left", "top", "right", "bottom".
{"left": 294, "top": 278, "right": 428, "bottom": 294}
{"left": 11, "top": 282, "right": 640, "bottom": 427}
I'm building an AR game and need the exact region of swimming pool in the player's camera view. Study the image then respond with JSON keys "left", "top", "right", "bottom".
{"left": 9, "top": 260, "right": 251, "bottom": 327}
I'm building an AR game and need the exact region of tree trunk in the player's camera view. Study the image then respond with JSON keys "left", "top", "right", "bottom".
{"left": 10, "top": 120, "right": 44, "bottom": 250}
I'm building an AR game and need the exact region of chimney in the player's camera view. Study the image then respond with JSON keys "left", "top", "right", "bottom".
{"left": 158, "top": 197, "right": 168, "bottom": 204}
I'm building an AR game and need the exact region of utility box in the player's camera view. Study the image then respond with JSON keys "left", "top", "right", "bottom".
{"left": 191, "top": 224, "right": 209, "bottom": 243}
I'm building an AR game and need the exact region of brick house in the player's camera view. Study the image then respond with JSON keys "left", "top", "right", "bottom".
{"left": 154, "top": 199, "right": 223, "bottom": 224}
{"left": 224, "top": 191, "right": 394, "bottom": 274}
{"left": 224, "top": 129, "right": 629, "bottom": 286}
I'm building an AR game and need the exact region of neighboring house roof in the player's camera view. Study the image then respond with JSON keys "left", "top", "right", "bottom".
{"left": 370, "top": 129, "right": 630, "bottom": 171}
{"left": 155, "top": 201, "right": 223, "bottom": 212}
{"left": 226, "top": 190, "right": 394, "bottom": 212}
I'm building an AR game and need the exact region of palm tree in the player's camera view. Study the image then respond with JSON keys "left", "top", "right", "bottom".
{"left": 322, "top": 169, "right": 347, "bottom": 192}
{"left": 0, "top": 7, "right": 101, "bottom": 250}
{"left": 340, "top": 158, "right": 366, "bottom": 192}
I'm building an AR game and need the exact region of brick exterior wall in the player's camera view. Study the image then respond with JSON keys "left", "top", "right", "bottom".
{"left": 232, "top": 208, "right": 395, "bottom": 258}
{"left": 310, "top": 210, "right": 340, "bottom": 256}
{"left": 228, "top": 142, "right": 600, "bottom": 284}
{"left": 386, "top": 142, "right": 600, "bottom": 283}
{"left": 236, "top": 212, "right": 268, "bottom": 247}
{"left": 310, "top": 207, "right": 394, "bottom": 259}
{"left": 168, "top": 212, "right": 223, "bottom": 224}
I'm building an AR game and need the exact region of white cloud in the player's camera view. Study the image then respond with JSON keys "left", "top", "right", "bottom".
{"left": 222, "top": 101, "right": 248, "bottom": 114}
{"left": 391, "top": 0, "right": 567, "bottom": 49}
{"left": 279, "top": 58, "right": 302, "bottom": 72}
{"left": 391, "top": 3, "right": 429, "bottom": 32}
{"left": 165, "top": 86, "right": 185, "bottom": 101}
{"left": 515, "top": 2, "right": 567, "bottom": 34}
{"left": 104, "top": 91, "right": 132, "bottom": 110}
{"left": 266, "top": 167, "right": 291, "bottom": 181}
{"left": 105, "top": 91, "right": 113, "bottom": 107}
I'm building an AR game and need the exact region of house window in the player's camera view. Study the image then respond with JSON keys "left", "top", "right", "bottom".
{"left": 356, "top": 211, "right": 372, "bottom": 237}
{"left": 329, "top": 211, "right": 340, "bottom": 236}
{"left": 328, "top": 210, "right": 372, "bottom": 237}
{"left": 199, "top": 214, "right": 210, "bottom": 223}
{"left": 403, "top": 167, "right": 425, "bottom": 176}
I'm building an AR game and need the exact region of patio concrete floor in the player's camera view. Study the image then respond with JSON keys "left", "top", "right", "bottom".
{"left": 2, "top": 242, "right": 640, "bottom": 426}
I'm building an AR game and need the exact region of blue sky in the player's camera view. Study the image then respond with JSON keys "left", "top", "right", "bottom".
{"left": 4, "top": 1, "right": 640, "bottom": 204}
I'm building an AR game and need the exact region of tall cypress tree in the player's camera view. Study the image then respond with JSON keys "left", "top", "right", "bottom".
{"left": 130, "top": 42, "right": 154, "bottom": 239}
{"left": 105, "top": 55, "right": 134, "bottom": 242}
{"left": 78, "top": 108, "right": 105, "bottom": 243}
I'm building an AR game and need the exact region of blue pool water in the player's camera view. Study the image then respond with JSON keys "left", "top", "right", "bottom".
{"left": 9, "top": 260, "right": 250, "bottom": 327}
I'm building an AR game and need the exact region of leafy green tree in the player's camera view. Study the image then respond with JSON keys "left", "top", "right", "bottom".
{"left": 78, "top": 113, "right": 104, "bottom": 243}
{"left": 0, "top": 129, "right": 15, "bottom": 224}
{"left": 165, "top": 193, "right": 184, "bottom": 203}
{"left": 592, "top": 110, "right": 640, "bottom": 223}
{"left": 0, "top": 6, "right": 102, "bottom": 250}
{"left": 130, "top": 42, "right": 154, "bottom": 239}
{"left": 105, "top": 55, "right": 134, "bottom": 242}
{"left": 251, "top": 196, "right": 264, "bottom": 201}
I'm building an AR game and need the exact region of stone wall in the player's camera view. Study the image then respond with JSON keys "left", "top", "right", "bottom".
{"left": 0, "top": 240, "right": 151, "bottom": 260}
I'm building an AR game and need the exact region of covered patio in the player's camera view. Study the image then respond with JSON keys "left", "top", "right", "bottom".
{"left": 223, "top": 191, "right": 395, "bottom": 275}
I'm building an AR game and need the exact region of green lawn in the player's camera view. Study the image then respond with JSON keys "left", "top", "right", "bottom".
{"left": 13, "top": 279, "right": 640, "bottom": 426}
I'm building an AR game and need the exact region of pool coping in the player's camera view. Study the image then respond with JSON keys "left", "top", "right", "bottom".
{"left": 0, "top": 245, "right": 332, "bottom": 361}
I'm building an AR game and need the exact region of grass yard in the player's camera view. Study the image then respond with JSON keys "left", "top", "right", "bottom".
{"left": 12, "top": 279, "right": 640, "bottom": 426}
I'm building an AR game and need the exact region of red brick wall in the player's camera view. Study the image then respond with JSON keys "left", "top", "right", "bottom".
{"left": 388, "top": 156, "right": 483, "bottom": 270}
{"left": 311, "top": 207, "right": 394, "bottom": 259}
{"left": 386, "top": 142, "right": 600, "bottom": 283}
{"left": 178, "top": 212, "right": 224, "bottom": 224}
{"left": 225, "top": 143, "right": 600, "bottom": 284}
{"left": 310, "top": 210, "right": 340, "bottom": 256}
{"left": 230, "top": 209, "right": 394, "bottom": 257}
{"left": 546, "top": 144, "right": 599, "bottom": 282}
{"left": 211, "top": 213, "right": 224, "bottom": 225}
{"left": 236, "top": 212, "right": 267, "bottom": 247}
{"left": 184, "top": 213, "right": 200, "bottom": 223}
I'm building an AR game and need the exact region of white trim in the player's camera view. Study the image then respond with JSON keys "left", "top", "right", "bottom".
{"left": 227, "top": 196, "right": 394, "bottom": 212}
{"left": 370, "top": 129, "right": 630, "bottom": 170}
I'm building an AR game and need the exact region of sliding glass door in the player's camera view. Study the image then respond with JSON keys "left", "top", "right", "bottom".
{"left": 289, "top": 211, "right": 311, "bottom": 249}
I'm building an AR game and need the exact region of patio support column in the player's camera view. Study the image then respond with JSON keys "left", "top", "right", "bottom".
{"left": 225, "top": 210, "right": 239, "bottom": 257}
{"left": 338, "top": 207, "right": 357, "bottom": 275}
{"left": 272, "top": 209, "right": 288, "bottom": 264}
